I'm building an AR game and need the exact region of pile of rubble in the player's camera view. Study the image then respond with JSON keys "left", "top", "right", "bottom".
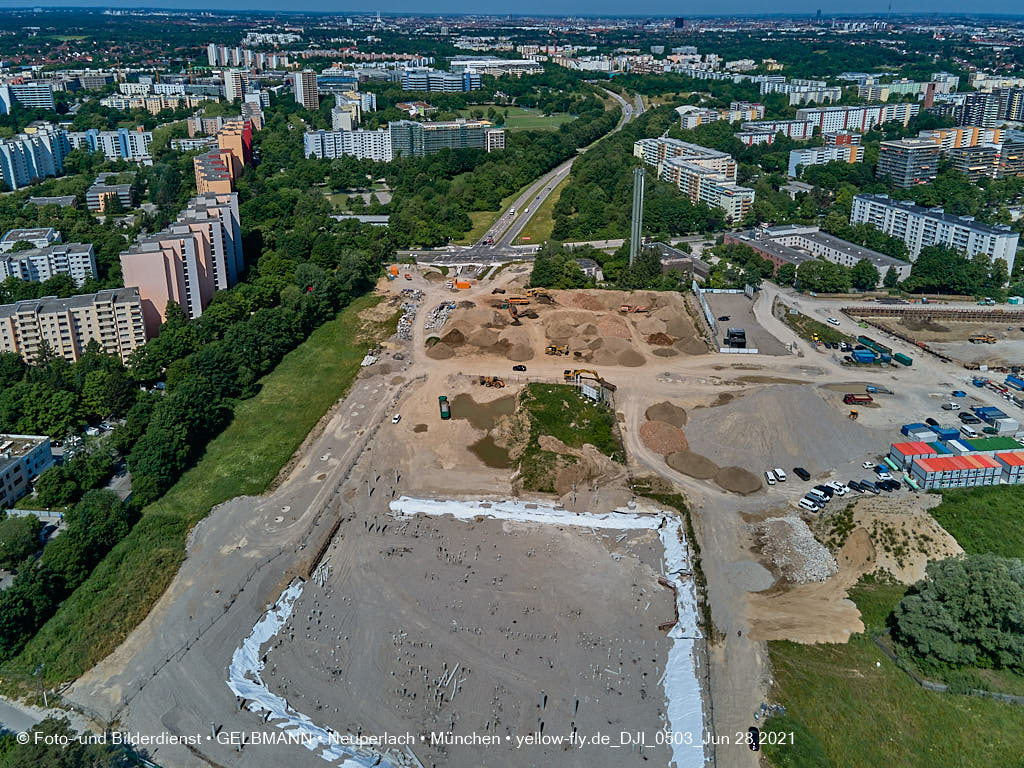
{"left": 396, "top": 289, "right": 424, "bottom": 341}
{"left": 424, "top": 301, "right": 457, "bottom": 332}
{"left": 753, "top": 516, "right": 838, "bottom": 583}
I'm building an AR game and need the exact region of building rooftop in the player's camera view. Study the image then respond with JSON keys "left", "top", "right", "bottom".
{"left": 730, "top": 225, "right": 906, "bottom": 270}
{"left": 995, "top": 451, "right": 1024, "bottom": 467}
{"left": 965, "top": 437, "right": 1024, "bottom": 452}
{"left": 0, "top": 287, "right": 140, "bottom": 319}
{"left": 1, "top": 227, "right": 59, "bottom": 246}
{"left": 914, "top": 454, "right": 1001, "bottom": 472}
{"left": 854, "top": 194, "right": 1016, "bottom": 235}
{"left": 0, "top": 434, "right": 49, "bottom": 469}
{"left": 27, "top": 195, "right": 76, "bottom": 207}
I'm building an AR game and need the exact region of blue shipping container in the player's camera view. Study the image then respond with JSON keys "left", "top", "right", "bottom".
{"left": 1007, "top": 375, "right": 1024, "bottom": 391}
{"left": 901, "top": 423, "right": 926, "bottom": 436}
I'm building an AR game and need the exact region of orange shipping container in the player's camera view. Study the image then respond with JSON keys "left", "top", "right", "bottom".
{"left": 455, "top": 280, "right": 471, "bottom": 289}
{"left": 390, "top": 265, "right": 399, "bottom": 276}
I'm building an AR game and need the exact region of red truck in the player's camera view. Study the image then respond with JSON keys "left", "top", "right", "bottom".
{"left": 843, "top": 394, "right": 874, "bottom": 405}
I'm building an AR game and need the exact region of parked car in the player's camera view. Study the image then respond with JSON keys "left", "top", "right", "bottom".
{"left": 862, "top": 461, "right": 876, "bottom": 469}
{"left": 813, "top": 484, "right": 834, "bottom": 500}
{"left": 40, "top": 524, "right": 57, "bottom": 542}
{"left": 951, "top": 390, "right": 966, "bottom": 398}
{"left": 749, "top": 727, "right": 761, "bottom": 752}
{"left": 925, "top": 417, "right": 939, "bottom": 427}
{"left": 941, "top": 402, "right": 960, "bottom": 410}
{"left": 774, "top": 468, "right": 788, "bottom": 482}
{"left": 793, "top": 467, "right": 811, "bottom": 481}
{"left": 392, "top": 414, "right": 402, "bottom": 424}
{"left": 958, "top": 412, "right": 981, "bottom": 424}
{"left": 827, "top": 481, "right": 848, "bottom": 496}
{"left": 718, "top": 315, "right": 730, "bottom": 321}
{"left": 798, "top": 497, "right": 820, "bottom": 512}
{"left": 764, "top": 470, "right": 777, "bottom": 486}
{"left": 827, "top": 317, "right": 841, "bottom": 326}
{"left": 860, "top": 480, "right": 880, "bottom": 494}
{"left": 847, "top": 481, "right": 865, "bottom": 493}
{"left": 512, "top": 365, "right": 527, "bottom": 371}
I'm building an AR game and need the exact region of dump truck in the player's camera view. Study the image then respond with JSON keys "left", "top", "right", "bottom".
{"left": 843, "top": 393, "right": 874, "bottom": 405}
{"left": 968, "top": 334, "right": 997, "bottom": 344}
{"left": 439, "top": 396, "right": 451, "bottom": 420}
{"left": 545, "top": 345, "right": 569, "bottom": 356}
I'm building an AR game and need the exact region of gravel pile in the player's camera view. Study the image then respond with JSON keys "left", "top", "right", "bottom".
{"left": 396, "top": 289, "right": 424, "bottom": 340}
{"left": 754, "top": 516, "right": 838, "bottom": 583}
{"left": 424, "top": 301, "right": 457, "bottom": 331}
{"left": 639, "top": 420, "right": 688, "bottom": 455}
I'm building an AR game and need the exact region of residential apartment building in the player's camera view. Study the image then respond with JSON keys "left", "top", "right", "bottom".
{"left": 66, "top": 127, "right": 154, "bottom": 163}
{"left": 293, "top": 70, "right": 319, "bottom": 111}
{"left": 918, "top": 126, "right": 1003, "bottom": 151}
{"left": 735, "top": 118, "right": 815, "bottom": 145}
{"left": 787, "top": 144, "right": 865, "bottom": 177}
{"left": 399, "top": 68, "right": 481, "bottom": 92}
{"left": 724, "top": 224, "right": 911, "bottom": 285}
{"left": 193, "top": 150, "right": 236, "bottom": 194}
{"left": 485, "top": 129, "right": 506, "bottom": 153}
{"left": 850, "top": 193, "right": 1019, "bottom": 274}
{"left": 120, "top": 193, "right": 242, "bottom": 335}
{"left": 224, "top": 69, "right": 248, "bottom": 102}
{"left": 389, "top": 119, "right": 503, "bottom": 157}
{"left": 0, "top": 82, "right": 56, "bottom": 112}
{"left": 0, "top": 124, "right": 70, "bottom": 191}
{"left": 675, "top": 106, "right": 721, "bottom": 130}
{"left": 0, "top": 288, "right": 148, "bottom": 364}
{"left": 448, "top": 56, "right": 543, "bottom": 77}
{"left": 795, "top": 103, "right": 920, "bottom": 133}
{"left": 0, "top": 434, "right": 54, "bottom": 508}
{"left": 0, "top": 227, "right": 60, "bottom": 252}
{"left": 86, "top": 174, "right": 134, "bottom": 212}
{"left": 304, "top": 128, "right": 393, "bottom": 162}
{"left": 100, "top": 93, "right": 215, "bottom": 115}
{"left": 877, "top": 138, "right": 941, "bottom": 187}
{"left": 760, "top": 79, "right": 842, "bottom": 105}
{"left": 0, "top": 243, "right": 96, "bottom": 286}
{"left": 634, "top": 137, "right": 754, "bottom": 222}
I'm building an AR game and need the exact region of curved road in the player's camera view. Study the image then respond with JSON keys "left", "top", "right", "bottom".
{"left": 468, "top": 88, "right": 643, "bottom": 255}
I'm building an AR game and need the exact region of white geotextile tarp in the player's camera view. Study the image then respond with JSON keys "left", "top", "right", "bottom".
{"left": 389, "top": 496, "right": 709, "bottom": 767}
{"left": 226, "top": 581, "right": 398, "bottom": 767}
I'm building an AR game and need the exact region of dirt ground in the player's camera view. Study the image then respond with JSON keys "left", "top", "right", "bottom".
{"left": 425, "top": 288, "right": 707, "bottom": 369}
{"left": 264, "top": 513, "right": 675, "bottom": 768}
{"left": 872, "top": 316, "right": 1024, "bottom": 366}
{"left": 705, "top": 293, "right": 790, "bottom": 356}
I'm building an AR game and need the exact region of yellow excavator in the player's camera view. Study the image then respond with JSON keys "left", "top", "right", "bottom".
{"left": 545, "top": 345, "right": 569, "bottom": 356}
{"left": 479, "top": 376, "right": 506, "bottom": 388}
{"left": 563, "top": 369, "right": 601, "bottom": 382}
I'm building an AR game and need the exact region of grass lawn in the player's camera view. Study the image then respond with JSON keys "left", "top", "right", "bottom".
{"left": 456, "top": 106, "right": 573, "bottom": 132}
{"left": 780, "top": 308, "right": 852, "bottom": 345}
{"left": 763, "top": 580, "right": 1024, "bottom": 768}
{"left": 453, "top": 185, "right": 528, "bottom": 246}
{"left": 928, "top": 485, "right": 1024, "bottom": 559}
{"left": 516, "top": 174, "right": 568, "bottom": 246}
{"left": 518, "top": 383, "right": 622, "bottom": 492}
{"left": 17, "top": 295, "right": 397, "bottom": 683}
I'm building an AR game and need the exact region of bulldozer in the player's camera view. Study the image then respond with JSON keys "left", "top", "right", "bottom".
{"left": 479, "top": 376, "right": 506, "bottom": 388}
{"left": 545, "top": 345, "right": 569, "bottom": 356}
{"left": 969, "top": 334, "right": 997, "bottom": 344}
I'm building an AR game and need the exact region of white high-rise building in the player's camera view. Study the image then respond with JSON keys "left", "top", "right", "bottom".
{"left": 303, "top": 129, "right": 392, "bottom": 162}
{"left": 224, "top": 69, "right": 247, "bottom": 102}
{"left": 851, "top": 193, "right": 1018, "bottom": 275}
{"left": 293, "top": 70, "right": 319, "bottom": 111}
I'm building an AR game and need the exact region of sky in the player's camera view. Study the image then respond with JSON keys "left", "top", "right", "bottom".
{"left": 7, "top": 2, "right": 1024, "bottom": 17}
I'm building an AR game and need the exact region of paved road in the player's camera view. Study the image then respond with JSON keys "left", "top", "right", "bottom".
{"left": 407, "top": 87, "right": 643, "bottom": 268}
{"left": 0, "top": 700, "right": 39, "bottom": 734}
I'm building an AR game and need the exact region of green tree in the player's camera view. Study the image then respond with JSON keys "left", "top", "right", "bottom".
{"left": 776, "top": 262, "right": 797, "bottom": 286}
{"left": 893, "top": 554, "right": 1024, "bottom": 672}
{"left": 0, "top": 515, "right": 42, "bottom": 569}
{"left": 850, "top": 258, "right": 881, "bottom": 291}
{"left": 883, "top": 266, "right": 901, "bottom": 289}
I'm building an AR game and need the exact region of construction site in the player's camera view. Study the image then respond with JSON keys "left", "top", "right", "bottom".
{"left": 60, "top": 266, "right": 1024, "bottom": 768}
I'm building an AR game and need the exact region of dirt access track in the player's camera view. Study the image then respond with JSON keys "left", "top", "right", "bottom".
{"left": 66, "top": 273, "right": 1009, "bottom": 768}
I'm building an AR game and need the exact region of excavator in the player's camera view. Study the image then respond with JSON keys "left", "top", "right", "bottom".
{"left": 525, "top": 287, "right": 553, "bottom": 302}
{"left": 563, "top": 368, "right": 601, "bottom": 383}
{"left": 479, "top": 376, "right": 506, "bottom": 388}
{"left": 545, "top": 345, "right": 569, "bottom": 356}
{"left": 508, "top": 303, "right": 521, "bottom": 326}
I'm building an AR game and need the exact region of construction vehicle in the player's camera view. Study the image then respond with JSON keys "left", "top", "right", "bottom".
{"left": 564, "top": 368, "right": 601, "bottom": 382}
{"left": 404, "top": 273, "right": 412, "bottom": 280}
{"left": 843, "top": 393, "right": 873, "bottom": 405}
{"left": 439, "top": 396, "right": 451, "bottom": 420}
{"left": 508, "top": 296, "right": 531, "bottom": 305}
{"left": 849, "top": 409, "right": 859, "bottom": 420}
{"left": 545, "top": 345, "right": 569, "bottom": 356}
{"left": 978, "top": 297, "right": 996, "bottom": 306}
{"left": 618, "top": 305, "right": 649, "bottom": 313}
{"left": 508, "top": 304, "right": 521, "bottom": 325}
{"left": 491, "top": 288, "right": 506, "bottom": 294}
{"left": 969, "top": 334, "right": 997, "bottom": 344}
{"left": 478, "top": 376, "right": 505, "bottom": 388}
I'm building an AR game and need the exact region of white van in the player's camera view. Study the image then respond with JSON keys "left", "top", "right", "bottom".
{"left": 764, "top": 470, "right": 777, "bottom": 485}
{"left": 961, "top": 425, "right": 980, "bottom": 439}
{"left": 798, "top": 498, "right": 819, "bottom": 512}
{"left": 774, "top": 468, "right": 788, "bottom": 482}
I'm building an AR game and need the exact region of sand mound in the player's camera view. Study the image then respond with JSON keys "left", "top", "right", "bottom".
{"left": 441, "top": 328, "right": 466, "bottom": 347}
{"left": 714, "top": 466, "right": 762, "bottom": 494}
{"left": 424, "top": 271, "right": 445, "bottom": 282}
{"left": 390, "top": 376, "right": 405, "bottom": 385}
{"left": 646, "top": 401, "right": 687, "bottom": 427}
{"left": 646, "top": 332, "right": 674, "bottom": 346}
{"left": 597, "top": 316, "right": 631, "bottom": 338}
{"left": 652, "top": 348, "right": 679, "bottom": 357}
{"left": 675, "top": 337, "right": 708, "bottom": 355}
{"left": 457, "top": 300, "right": 475, "bottom": 309}
{"left": 507, "top": 344, "right": 533, "bottom": 362}
{"left": 618, "top": 349, "right": 646, "bottom": 367}
{"left": 570, "top": 293, "right": 606, "bottom": 311}
{"left": 579, "top": 322, "right": 600, "bottom": 336}
{"left": 413, "top": 424, "right": 428, "bottom": 433}
{"left": 639, "top": 421, "right": 688, "bottom": 455}
{"left": 665, "top": 318, "right": 693, "bottom": 337}
{"left": 666, "top": 450, "right": 717, "bottom": 479}
{"left": 426, "top": 343, "right": 454, "bottom": 360}
{"left": 468, "top": 328, "right": 500, "bottom": 347}
{"left": 547, "top": 322, "right": 577, "bottom": 340}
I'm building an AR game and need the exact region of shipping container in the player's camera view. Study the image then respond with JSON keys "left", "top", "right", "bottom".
{"left": 455, "top": 280, "right": 471, "bottom": 290}
{"left": 901, "top": 423, "right": 927, "bottom": 436}
{"left": 893, "top": 353, "right": 912, "bottom": 366}
{"left": 1006, "top": 375, "right": 1024, "bottom": 391}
